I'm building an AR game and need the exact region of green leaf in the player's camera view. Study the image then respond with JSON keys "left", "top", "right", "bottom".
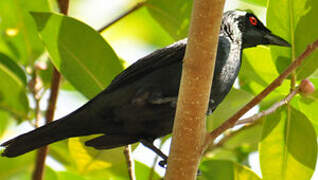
{"left": 49, "top": 140, "right": 73, "bottom": 167}
{"left": 135, "top": 161, "right": 161, "bottom": 180}
{"left": 146, "top": 0, "right": 193, "bottom": 40}
{"left": 0, "top": 110, "right": 10, "bottom": 138}
{"left": 297, "top": 91, "right": 318, "bottom": 134}
{"left": 68, "top": 136, "right": 138, "bottom": 176}
{"left": 0, "top": 53, "right": 27, "bottom": 85}
{"left": 68, "top": 136, "right": 112, "bottom": 174}
{"left": 102, "top": 7, "right": 174, "bottom": 48}
{"left": 0, "top": 152, "right": 35, "bottom": 180}
{"left": 259, "top": 106, "right": 317, "bottom": 180}
{"left": 240, "top": 47, "right": 292, "bottom": 110}
{"left": 241, "top": 47, "right": 279, "bottom": 87}
{"left": 44, "top": 166, "right": 58, "bottom": 180}
{"left": 267, "top": 0, "right": 318, "bottom": 79}
{"left": 31, "top": 12, "right": 124, "bottom": 98}
{"left": 223, "top": 121, "right": 263, "bottom": 151}
{"left": 57, "top": 171, "right": 87, "bottom": 180}
{"left": 199, "top": 159, "right": 261, "bottom": 180}
{"left": 207, "top": 89, "right": 253, "bottom": 131}
{"left": 238, "top": 0, "right": 267, "bottom": 6}
{"left": 0, "top": 0, "right": 49, "bottom": 64}
{"left": 294, "top": 0, "right": 318, "bottom": 79}
{"left": 0, "top": 54, "right": 29, "bottom": 120}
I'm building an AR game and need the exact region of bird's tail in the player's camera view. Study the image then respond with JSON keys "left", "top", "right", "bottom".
{"left": 1, "top": 101, "right": 111, "bottom": 157}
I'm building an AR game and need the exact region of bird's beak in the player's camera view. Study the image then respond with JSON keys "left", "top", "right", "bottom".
{"left": 264, "top": 33, "right": 291, "bottom": 47}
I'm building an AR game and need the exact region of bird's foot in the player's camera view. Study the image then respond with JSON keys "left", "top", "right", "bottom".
{"left": 159, "top": 159, "right": 167, "bottom": 168}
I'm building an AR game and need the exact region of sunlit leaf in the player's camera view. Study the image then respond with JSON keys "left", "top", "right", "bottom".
{"left": 0, "top": 152, "right": 34, "bottom": 180}
{"left": 294, "top": 0, "right": 318, "bottom": 79}
{"left": 240, "top": 43, "right": 291, "bottom": 110}
{"left": 297, "top": 91, "right": 318, "bottom": 134}
{"left": 68, "top": 136, "right": 138, "bottom": 176}
{"left": 68, "top": 136, "right": 112, "bottom": 174}
{"left": 238, "top": 0, "right": 267, "bottom": 6}
{"left": 259, "top": 106, "right": 317, "bottom": 180}
{"left": 146, "top": 0, "right": 193, "bottom": 40}
{"left": 0, "top": 110, "right": 10, "bottom": 138}
{"left": 57, "top": 171, "right": 87, "bottom": 180}
{"left": 103, "top": 7, "right": 174, "bottom": 48}
{"left": 135, "top": 161, "right": 161, "bottom": 180}
{"left": 267, "top": 0, "right": 318, "bottom": 79}
{"left": 223, "top": 121, "right": 263, "bottom": 151}
{"left": 31, "top": 12, "right": 124, "bottom": 98}
{"left": 207, "top": 88, "right": 253, "bottom": 131}
{"left": 199, "top": 159, "right": 261, "bottom": 180}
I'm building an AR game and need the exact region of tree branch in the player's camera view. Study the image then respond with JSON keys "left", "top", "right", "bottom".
{"left": 124, "top": 145, "right": 136, "bottom": 180}
{"left": 236, "top": 88, "right": 299, "bottom": 125}
{"left": 32, "top": 1, "right": 68, "bottom": 179}
{"left": 97, "top": 2, "right": 145, "bottom": 33}
{"left": 165, "top": 0, "right": 225, "bottom": 179}
{"left": 204, "top": 39, "right": 318, "bottom": 148}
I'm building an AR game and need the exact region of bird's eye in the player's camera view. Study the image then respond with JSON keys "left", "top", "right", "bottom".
{"left": 249, "top": 16, "right": 258, "bottom": 26}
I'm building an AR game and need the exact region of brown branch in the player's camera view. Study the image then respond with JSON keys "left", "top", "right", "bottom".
{"left": 57, "top": 0, "right": 69, "bottom": 14}
{"left": 32, "top": 67, "right": 61, "bottom": 180}
{"left": 204, "top": 39, "right": 318, "bottom": 148}
{"left": 236, "top": 88, "right": 299, "bottom": 125}
{"left": 97, "top": 2, "right": 145, "bottom": 33}
{"left": 124, "top": 145, "right": 136, "bottom": 180}
{"left": 165, "top": 0, "right": 225, "bottom": 179}
{"left": 32, "top": 1, "right": 68, "bottom": 179}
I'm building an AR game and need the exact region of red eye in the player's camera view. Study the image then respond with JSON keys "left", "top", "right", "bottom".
{"left": 249, "top": 16, "right": 258, "bottom": 26}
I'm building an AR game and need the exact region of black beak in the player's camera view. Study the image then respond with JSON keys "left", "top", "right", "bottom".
{"left": 264, "top": 33, "right": 291, "bottom": 47}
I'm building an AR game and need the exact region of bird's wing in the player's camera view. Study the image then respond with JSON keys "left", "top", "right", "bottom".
{"left": 105, "top": 39, "right": 187, "bottom": 93}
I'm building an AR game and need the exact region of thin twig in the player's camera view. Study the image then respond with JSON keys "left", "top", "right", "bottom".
{"left": 205, "top": 121, "right": 262, "bottom": 154}
{"left": 124, "top": 145, "right": 136, "bottom": 180}
{"left": 236, "top": 88, "right": 299, "bottom": 125}
{"left": 204, "top": 39, "right": 318, "bottom": 148}
{"left": 97, "top": 2, "right": 145, "bottom": 33}
{"left": 32, "top": 1, "right": 67, "bottom": 179}
{"left": 32, "top": 68, "right": 61, "bottom": 180}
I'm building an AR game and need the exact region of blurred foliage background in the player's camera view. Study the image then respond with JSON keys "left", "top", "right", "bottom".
{"left": 0, "top": 0, "right": 317, "bottom": 179}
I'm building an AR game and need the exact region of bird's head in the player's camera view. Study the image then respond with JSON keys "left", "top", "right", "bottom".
{"left": 221, "top": 10, "right": 291, "bottom": 49}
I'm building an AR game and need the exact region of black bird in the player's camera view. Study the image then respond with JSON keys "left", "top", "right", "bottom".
{"left": 1, "top": 11, "right": 290, "bottom": 163}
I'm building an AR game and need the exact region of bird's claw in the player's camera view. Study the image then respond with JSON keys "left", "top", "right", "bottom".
{"left": 159, "top": 160, "right": 167, "bottom": 168}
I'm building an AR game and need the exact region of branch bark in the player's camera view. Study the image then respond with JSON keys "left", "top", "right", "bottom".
{"left": 98, "top": 2, "right": 145, "bottom": 33}
{"left": 204, "top": 39, "right": 318, "bottom": 148}
{"left": 165, "top": 0, "right": 225, "bottom": 179}
{"left": 32, "top": 1, "right": 68, "bottom": 179}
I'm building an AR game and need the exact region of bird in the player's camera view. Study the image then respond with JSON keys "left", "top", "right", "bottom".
{"left": 1, "top": 10, "right": 290, "bottom": 165}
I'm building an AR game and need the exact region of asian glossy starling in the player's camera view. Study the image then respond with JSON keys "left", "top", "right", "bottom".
{"left": 1, "top": 11, "right": 290, "bottom": 162}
